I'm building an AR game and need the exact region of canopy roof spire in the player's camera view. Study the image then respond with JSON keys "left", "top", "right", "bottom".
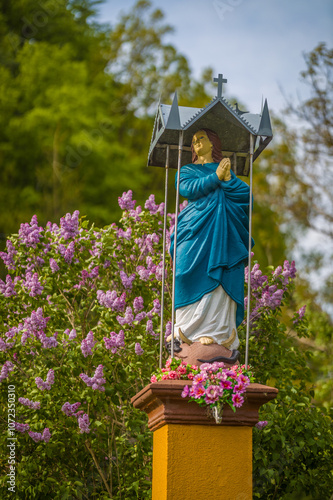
{"left": 148, "top": 72, "right": 273, "bottom": 175}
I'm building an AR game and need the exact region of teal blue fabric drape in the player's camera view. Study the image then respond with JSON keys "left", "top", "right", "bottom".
{"left": 170, "top": 163, "right": 254, "bottom": 328}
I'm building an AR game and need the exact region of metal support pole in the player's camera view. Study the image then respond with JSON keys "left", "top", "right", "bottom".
{"left": 245, "top": 134, "right": 254, "bottom": 368}
{"left": 159, "top": 146, "right": 170, "bottom": 368}
{"left": 171, "top": 131, "right": 183, "bottom": 358}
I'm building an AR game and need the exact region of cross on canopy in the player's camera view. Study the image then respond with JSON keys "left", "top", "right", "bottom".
{"left": 214, "top": 73, "right": 227, "bottom": 98}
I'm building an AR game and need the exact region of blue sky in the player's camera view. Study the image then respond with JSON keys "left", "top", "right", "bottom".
{"left": 96, "top": 0, "right": 333, "bottom": 115}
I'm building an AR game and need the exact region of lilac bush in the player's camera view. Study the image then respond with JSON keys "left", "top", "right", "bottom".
{"left": 0, "top": 189, "right": 327, "bottom": 499}
{"left": 0, "top": 190, "right": 174, "bottom": 498}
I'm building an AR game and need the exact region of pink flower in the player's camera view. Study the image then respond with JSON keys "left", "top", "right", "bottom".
{"left": 238, "top": 374, "right": 250, "bottom": 385}
{"left": 221, "top": 380, "right": 232, "bottom": 390}
{"left": 234, "top": 382, "right": 246, "bottom": 393}
{"left": 181, "top": 385, "right": 190, "bottom": 398}
{"left": 150, "top": 375, "right": 157, "bottom": 383}
{"left": 165, "top": 358, "right": 172, "bottom": 369}
{"left": 177, "top": 366, "right": 187, "bottom": 375}
{"left": 232, "top": 393, "right": 244, "bottom": 408}
{"left": 193, "top": 373, "right": 207, "bottom": 384}
{"left": 168, "top": 370, "right": 178, "bottom": 379}
{"left": 192, "top": 384, "right": 206, "bottom": 399}
{"left": 204, "top": 385, "right": 222, "bottom": 404}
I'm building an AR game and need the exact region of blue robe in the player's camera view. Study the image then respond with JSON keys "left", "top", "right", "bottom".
{"left": 170, "top": 162, "right": 253, "bottom": 328}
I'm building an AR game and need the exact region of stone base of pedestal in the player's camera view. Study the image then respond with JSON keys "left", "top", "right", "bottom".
{"left": 153, "top": 424, "right": 253, "bottom": 500}
{"left": 131, "top": 380, "right": 278, "bottom": 500}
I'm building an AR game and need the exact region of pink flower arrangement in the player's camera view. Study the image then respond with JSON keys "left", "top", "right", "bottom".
{"left": 151, "top": 358, "right": 254, "bottom": 420}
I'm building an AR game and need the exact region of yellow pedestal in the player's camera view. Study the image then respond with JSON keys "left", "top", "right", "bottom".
{"left": 153, "top": 424, "right": 252, "bottom": 500}
{"left": 131, "top": 380, "right": 278, "bottom": 500}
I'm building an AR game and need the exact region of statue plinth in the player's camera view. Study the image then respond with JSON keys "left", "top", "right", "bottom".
{"left": 131, "top": 381, "right": 278, "bottom": 500}
{"left": 131, "top": 380, "right": 278, "bottom": 431}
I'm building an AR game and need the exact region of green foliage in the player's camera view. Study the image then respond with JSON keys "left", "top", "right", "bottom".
{"left": 0, "top": 196, "right": 172, "bottom": 498}
{"left": 238, "top": 261, "right": 333, "bottom": 499}
{"left": 0, "top": 0, "right": 214, "bottom": 241}
{"left": 0, "top": 198, "right": 332, "bottom": 498}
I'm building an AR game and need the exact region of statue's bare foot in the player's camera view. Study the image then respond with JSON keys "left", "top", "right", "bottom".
{"left": 199, "top": 336, "right": 215, "bottom": 345}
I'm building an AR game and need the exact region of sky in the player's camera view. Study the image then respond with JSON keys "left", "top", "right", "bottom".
{"left": 96, "top": 0, "right": 333, "bottom": 115}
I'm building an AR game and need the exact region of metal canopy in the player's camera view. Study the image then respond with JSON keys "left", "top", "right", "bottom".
{"left": 154, "top": 73, "right": 273, "bottom": 368}
{"left": 148, "top": 88, "right": 273, "bottom": 176}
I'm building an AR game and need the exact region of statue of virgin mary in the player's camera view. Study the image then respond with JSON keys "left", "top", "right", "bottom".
{"left": 169, "top": 128, "right": 253, "bottom": 350}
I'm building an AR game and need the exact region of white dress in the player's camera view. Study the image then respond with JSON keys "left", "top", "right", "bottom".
{"left": 174, "top": 285, "right": 239, "bottom": 350}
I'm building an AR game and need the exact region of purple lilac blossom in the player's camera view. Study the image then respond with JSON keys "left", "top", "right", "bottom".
{"left": 61, "top": 402, "right": 81, "bottom": 417}
{"left": 60, "top": 211, "right": 79, "bottom": 240}
{"left": 39, "top": 332, "right": 58, "bottom": 349}
{"left": 78, "top": 413, "right": 90, "bottom": 433}
{"left": 117, "top": 307, "right": 134, "bottom": 326}
{"left": 144, "top": 194, "right": 160, "bottom": 214}
{"left": 281, "top": 260, "right": 297, "bottom": 285}
{"left": 120, "top": 270, "right": 136, "bottom": 289}
{"left": 21, "top": 308, "right": 50, "bottom": 345}
{"left": 19, "top": 215, "right": 43, "bottom": 248}
{"left": 293, "top": 305, "right": 306, "bottom": 324}
{"left": 164, "top": 322, "right": 172, "bottom": 339}
{"left": 0, "top": 275, "right": 19, "bottom": 297}
{"left": 256, "top": 420, "right": 268, "bottom": 429}
{"left": 58, "top": 241, "right": 75, "bottom": 264}
{"left": 97, "top": 290, "right": 126, "bottom": 312}
{"left": 28, "top": 428, "right": 51, "bottom": 443}
{"left": 14, "top": 422, "right": 30, "bottom": 433}
{"left": 133, "top": 296, "right": 144, "bottom": 313}
{"left": 151, "top": 299, "right": 161, "bottom": 315}
{"left": 18, "top": 397, "right": 41, "bottom": 410}
{"left": 117, "top": 227, "right": 132, "bottom": 240}
{"left": 134, "top": 311, "right": 146, "bottom": 323}
{"left": 128, "top": 205, "right": 142, "bottom": 221}
{"left": 118, "top": 190, "right": 136, "bottom": 210}
{"left": 0, "top": 338, "right": 15, "bottom": 351}
{"left": 136, "top": 266, "right": 150, "bottom": 281}
{"left": 80, "top": 365, "right": 106, "bottom": 392}
{"left": 28, "top": 431, "right": 43, "bottom": 443}
{"left": 0, "top": 240, "right": 17, "bottom": 270}
{"left": 23, "top": 272, "right": 44, "bottom": 297}
{"left": 49, "top": 258, "right": 59, "bottom": 273}
{"left": 103, "top": 331, "right": 125, "bottom": 354}
{"left": 135, "top": 342, "right": 144, "bottom": 355}
{"left": 146, "top": 319, "right": 154, "bottom": 334}
{"left": 42, "top": 428, "right": 51, "bottom": 443}
{"left": 68, "top": 329, "right": 77, "bottom": 339}
{"left": 35, "top": 369, "right": 54, "bottom": 390}
{"left": 81, "top": 331, "right": 96, "bottom": 357}
{"left": 0, "top": 361, "right": 14, "bottom": 382}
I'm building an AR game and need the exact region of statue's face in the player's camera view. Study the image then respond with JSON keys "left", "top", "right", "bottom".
{"left": 192, "top": 131, "right": 212, "bottom": 157}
